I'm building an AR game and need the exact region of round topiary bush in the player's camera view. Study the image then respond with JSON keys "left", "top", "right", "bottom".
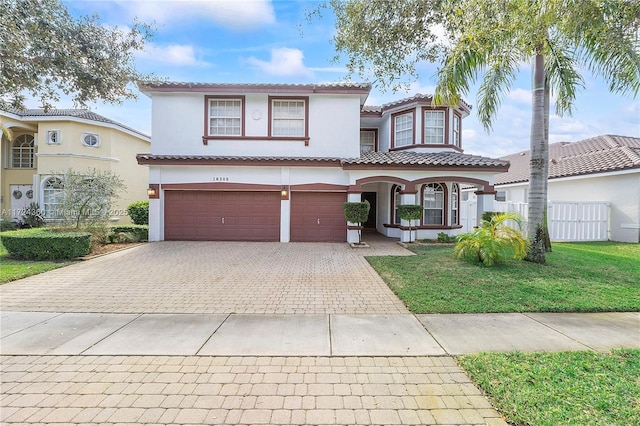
{"left": 127, "top": 200, "right": 149, "bottom": 225}
{"left": 1, "top": 228, "right": 92, "bottom": 260}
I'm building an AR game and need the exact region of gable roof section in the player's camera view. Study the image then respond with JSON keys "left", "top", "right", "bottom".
{"left": 137, "top": 151, "right": 508, "bottom": 172}
{"left": 363, "top": 93, "right": 473, "bottom": 116}
{"left": 2, "top": 108, "right": 150, "bottom": 140}
{"left": 496, "top": 135, "right": 640, "bottom": 185}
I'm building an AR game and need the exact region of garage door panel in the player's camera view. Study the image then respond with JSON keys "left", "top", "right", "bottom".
{"left": 165, "top": 191, "right": 280, "bottom": 241}
{"left": 290, "top": 192, "right": 346, "bottom": 242}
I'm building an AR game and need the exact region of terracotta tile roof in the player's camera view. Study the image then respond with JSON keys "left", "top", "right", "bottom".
{"left": 363, "top": 93, "right": 472, "bottom": 116}
{"left": 343, "top": 151, "right": 508, "bottom": 168}
{"left": 2, "top": 108, "right": 149, "bottom": 139}
{"left": 495, "top": 135, "right": 640, "bottom": 185}
{"left": 138, "top": 81, "right": 371, "bottom": 93}
{"left": 136, "top": 154, "right": 343, "bottom": 165}
{"left": 137, "top": 151, "right": 509, "bottom": 170}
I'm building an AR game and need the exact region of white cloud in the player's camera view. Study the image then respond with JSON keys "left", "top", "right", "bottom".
{"left": 246, "top": 48, "right": 314, "bottom": 78}
{"left": 115, "top": 0, "right": 276, "bottom": 29}
{"left": 137, "top": 42, "right": 209, "bottom": 67}
{"left": 507, "top": 88, "right": 531, "bottom": 105}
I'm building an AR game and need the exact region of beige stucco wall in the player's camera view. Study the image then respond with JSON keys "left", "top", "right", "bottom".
{"left": 1, "top": 113, "right": 150, "bottom": 224}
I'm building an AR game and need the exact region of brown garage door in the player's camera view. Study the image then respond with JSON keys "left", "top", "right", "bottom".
{"left": 290, "top": 192, "right": 347, "bottom": 242}
{"left": 164, "top": 191, "right": 280, "bottom": 241}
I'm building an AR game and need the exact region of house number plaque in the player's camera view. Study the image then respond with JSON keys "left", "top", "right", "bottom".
{"left": 213, "top": 177, "right": 230, "bottom": 182}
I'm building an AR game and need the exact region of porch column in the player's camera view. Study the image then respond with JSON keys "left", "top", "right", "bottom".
{"left": 400, "top": 190, "right": 418, "bottom": 242}
{"left": 346, "top": 190, "right": 362, "bottom": 244}
{"left": 475, "top": 185, "right": 497, "bottom": 227}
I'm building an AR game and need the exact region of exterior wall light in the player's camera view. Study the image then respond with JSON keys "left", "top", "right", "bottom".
{"left": 281, "top": 186, "right": 289, "bottom": 200}
{"left": 147, "top": 184, "right": 159, "bottom": 199}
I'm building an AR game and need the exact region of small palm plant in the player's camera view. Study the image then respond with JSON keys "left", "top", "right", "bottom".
{"left": 454, "top": 212, "right": 528, "bottom": 266}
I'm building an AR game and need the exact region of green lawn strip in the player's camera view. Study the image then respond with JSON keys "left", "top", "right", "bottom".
{"left": 457, "top": 349, "right": 640, "bottom": 426}
{"left": 365, "top": 242, "right": 640, "bottom": 313}
{"left": 0, "top": 241, "right": 72, "bottom": 284}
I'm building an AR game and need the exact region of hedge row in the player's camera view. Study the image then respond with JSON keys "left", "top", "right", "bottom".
{"left": 108, "top": 225, "right": 149, "bottom": 243}
{"left": 1, "top": 229, "right": 91, "bottom": 260}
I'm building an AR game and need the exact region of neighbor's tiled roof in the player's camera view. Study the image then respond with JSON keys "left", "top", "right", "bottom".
{"left": 3, "top": 108, "right": 149, "bottom": 139}
{"left": 496, "top": 135, "right": 640, "bottom": 185}
{"left": 342, "top": 151, "right": 508, "bottom": 168}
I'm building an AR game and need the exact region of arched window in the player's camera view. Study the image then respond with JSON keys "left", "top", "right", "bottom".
{"left": 451, "top": 184, "right": 460, "bottom": 225}
{"left": 43, "top": 177, "right": 64, "bottom": 219}
{"left": 12, "top": 134, "right": 35, "bottom": 168}
{"left": 392, "top": 185, "right": 402, "bottom": 224}
{"left": 423, "top": 183, "right": 445, "bottom": 225}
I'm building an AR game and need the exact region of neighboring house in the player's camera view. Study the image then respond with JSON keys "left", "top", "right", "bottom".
{"left": 137, "top": 82, "right": 509, "bottom": 243}
{"left": 489, "top": 135, "right": 640, "bottom": 243}
{"left": 1, "top": 109, "right": 151, "bottom": 224}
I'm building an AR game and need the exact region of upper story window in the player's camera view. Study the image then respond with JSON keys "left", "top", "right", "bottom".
{"left": 423, "top": 183, "right": 445, "bottom": 225}
{"left": 424, "top": 110, "right": 445, "bottom": 144}
{"left": 453, "top": 114, "right": 461, "bottom": 147}
{"left": 82, "top": 133, "right": 100, "bottom": 147}
{"left": 47, "top": 130, "right": 61, "bottom": 145}
{"left": 12, "top": 134, "right": 35, "bottom": 168}
{"left": 270, "top": 98, "right": 307, "bottom": 137}
{"left": 360, "top": 130, "right": 376, "bottom": 154}
{"left": 208, "top": 97, "right": 243, "bottom": 136}
{"left": 393, "top": 111, "right": 414, "bottom": 147}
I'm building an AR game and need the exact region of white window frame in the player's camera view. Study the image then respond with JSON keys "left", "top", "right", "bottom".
{"left": 82, "top": 133, "right": 100, "bottom": 148}
{"left": 271, "top": 99, "right": 306, "bottom": 137}
{"left": 208, "top": 98, "right": 243, "bottom": 136}
{"left": 11, "top": 134, "right": 35, "bottom": 168}
{"left": 47, "top": 130, "right": 61, "bottom": 145}
{"left": 360, "top": 130, "right": 376, "bottom": 153}
{"left": 423, "top": 183, "right": 445, "bottom": 225}
{"left": 42, "top": 176, "right": 64, "bottom": 220}
{"left": 393, "top": 112, "right": 413, "bottom": 147}
{"left": 424, "top": 110, "right": 445, "bottom": 144}
{"left": 393, "top": 185, "right": 402, "bottom": 224}
{"left": 496, "top": 191, "right": 507, "bottom": 202}
{"left": 453, "top": 114, "right": 461, "bottom": 147}
{"left": 451, "top": 184, "right": 459, "bottom": 225}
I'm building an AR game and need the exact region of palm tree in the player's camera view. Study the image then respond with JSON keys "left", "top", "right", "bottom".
{"left": 454, "top": 212, "right": 528, "bottom": 266}
{"left": 434, "top": 0, "right": 640, "bottom": 263}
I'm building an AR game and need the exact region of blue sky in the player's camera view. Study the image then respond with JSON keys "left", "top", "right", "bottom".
{"left": 64, "top": 0, "right": 639, "bottom": 158}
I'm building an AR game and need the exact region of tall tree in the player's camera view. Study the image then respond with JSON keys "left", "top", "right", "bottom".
{"left": 0, "top": 0, "right": 154, "bottom": 111}
{"left": 327, "top": 0, "right": 640, "bottom": 263}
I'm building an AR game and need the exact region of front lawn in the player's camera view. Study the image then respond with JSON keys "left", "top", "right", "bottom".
{"left": 366, "top": 242, "right": 640, "bottom": 313}
{"left": 0, "top": 240, "right": 72, "bottom": 284}
{"left": 458, "top": 349, "right": 640, "bottom": 426}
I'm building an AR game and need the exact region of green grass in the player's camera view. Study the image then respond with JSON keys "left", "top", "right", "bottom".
{"left": 0, "top": 240, "right": 72, "bottom": 284}
{"left": 458, "top": 349, "right": 640, "bottom": 426}
{"left": 366, "top": 242, "right": 640, "bottom": 313}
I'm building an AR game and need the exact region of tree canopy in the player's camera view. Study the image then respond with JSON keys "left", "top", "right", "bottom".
{"left": 0, "top": 0, "right": 155, "bottom": 111}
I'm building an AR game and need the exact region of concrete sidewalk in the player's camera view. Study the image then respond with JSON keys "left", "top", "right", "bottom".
{"left": 2, "top": 311, "right": 637, "bottom": 356}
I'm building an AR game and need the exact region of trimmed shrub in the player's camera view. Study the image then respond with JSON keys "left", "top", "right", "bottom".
{"left": 1, "top": 219, "right": 18, "bottom": 232}
{"left": 127, "top": 200, "right": 149, "bottom": 225}
{"left": 1, "top": 228, "right": 91, "bottom": 260}
{"left": 108, "top": 225, "right": 148, "bottom": 242}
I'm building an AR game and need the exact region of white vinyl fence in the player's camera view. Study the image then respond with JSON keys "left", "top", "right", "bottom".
{"left": 460, "top": 201, "right": 609, "bottom": 242}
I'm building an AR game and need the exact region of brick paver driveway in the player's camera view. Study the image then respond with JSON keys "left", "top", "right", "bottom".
{"left": 0, "top": 241, "right": 409, "bottom": 314}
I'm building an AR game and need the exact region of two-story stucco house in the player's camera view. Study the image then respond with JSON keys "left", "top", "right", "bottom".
{"left": 137, "top": 82, "right": 509, "bottom": 243}
{"left": 1, "top": 109, "right": 150, "bottom": 224}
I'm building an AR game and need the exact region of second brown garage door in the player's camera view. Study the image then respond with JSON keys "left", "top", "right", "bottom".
{"left": 290, "top": 192, "right": 347, "bottom": 242}
{"left": 164, "top": 191, "right": 280, "bottom": 241}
